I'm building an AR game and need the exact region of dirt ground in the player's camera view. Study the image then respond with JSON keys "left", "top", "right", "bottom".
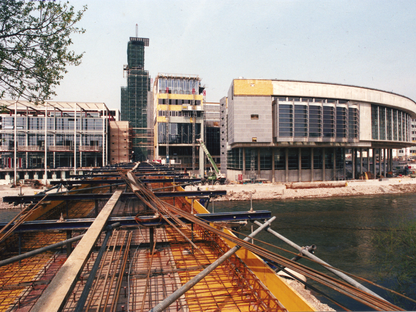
{"left": 186, "top": 176, "right": 416, "bottom": 202}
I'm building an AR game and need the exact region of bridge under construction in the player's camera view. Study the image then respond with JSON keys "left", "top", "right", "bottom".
{"left": 0, "top": 162, "right": 410, "bottom": 311}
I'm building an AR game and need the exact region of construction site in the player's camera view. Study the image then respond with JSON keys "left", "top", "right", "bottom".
{"left": 0, "top": 162, "right": 413, "bottom": 311}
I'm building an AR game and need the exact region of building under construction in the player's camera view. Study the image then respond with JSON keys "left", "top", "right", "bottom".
{"left": 0, "top": 163, "right": 410, "bottom": 311}
{"left": 153, "top": 74, "right": 205, "bottom": 177}
{"left": 121, "top": 36, "right": 152, "bottom": 162}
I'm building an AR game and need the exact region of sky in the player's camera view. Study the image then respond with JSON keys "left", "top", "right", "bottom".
{"left": 53, "top": 0, "right": 416, "bottom": 111}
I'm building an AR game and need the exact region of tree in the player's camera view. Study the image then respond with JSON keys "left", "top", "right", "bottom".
{"left": 0, "top": 1, "right": 87, "bottom": 103}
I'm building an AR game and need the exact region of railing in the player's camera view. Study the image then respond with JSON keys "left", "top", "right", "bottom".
{"left": 17, "top": 146, "right": 43, "bottom": 152}
{"left": 0, "top": 146, "right": 11, "bottom": 152}
{"left": 79, "top": 146, "right": 101, "bottom": 152}
{"left": 48, "top": 146, "right": 73, "bottom": 152}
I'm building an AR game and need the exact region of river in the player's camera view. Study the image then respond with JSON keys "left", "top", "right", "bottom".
{"left": 213, "top": 194, "right": 416, "bottom": 311}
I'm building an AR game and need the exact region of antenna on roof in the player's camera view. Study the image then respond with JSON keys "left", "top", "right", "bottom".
{"left": 135, "top": 24, "right": 138, "bottom": 37}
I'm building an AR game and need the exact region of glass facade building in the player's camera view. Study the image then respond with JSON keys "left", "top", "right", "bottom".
{"left": 222, "top": 79, "right": 416, "bottom": 182}
{"left": 153, "top": 74, "right": 205, "bottom": 176}
{"left": 120, "top": 37, "right": 150, "bottom": 161}
{"left": 0, "top": 100, "right": 110, "bottom": 183}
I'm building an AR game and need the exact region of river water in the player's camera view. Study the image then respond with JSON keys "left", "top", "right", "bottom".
{"left": 213, "top": 194, "right": 416, "bottom": 311}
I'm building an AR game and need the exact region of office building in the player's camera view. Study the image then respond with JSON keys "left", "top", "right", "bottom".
{"left": 0, "top": 100, "right": 111, "bottom": 184}
{"left": 221, "top": 79, "right": 416, "bottom": 182}
{"left": 152, "top": 74, "right": 205, "bottom": 177}
{"left": 120, "top": 36, "right": 151, "bottom": 161}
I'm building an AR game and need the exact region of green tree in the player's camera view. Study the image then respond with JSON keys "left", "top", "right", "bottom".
{"left": 0, "top": 0, "right": 87, "bottom": 103}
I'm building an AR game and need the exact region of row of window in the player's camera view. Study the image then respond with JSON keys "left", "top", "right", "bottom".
{"left": 157, "top": 123, "right": 201, "bottom": 144}
{"left": 371, "top": 105, "right": 411, "bottom": 141}
{"left": 158, "top": 99, "right": 201, "bottom": 105}
{"left": 227, "top": 148, "right": 344, "bottom": 170}
{"left": 1, "top": 117, "right": 105, "bottom": 131}
{"left": 158, "top": 111, "right": 203, "bottom": 118}
{"left": 158, "top": 78, "right": 200, "bottom": 94}
{"left": 274, "top": 102, "right": 359, "bottom": 140}
{"left": 278, "top": 97, "right": 348, "bottom": 104}
{"left": 0, "top": 133, "right": 103, "bottom": 148}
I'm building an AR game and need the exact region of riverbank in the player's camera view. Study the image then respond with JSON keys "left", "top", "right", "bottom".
{"left": 186, "top": 176, "right": 416, "bottom": 201}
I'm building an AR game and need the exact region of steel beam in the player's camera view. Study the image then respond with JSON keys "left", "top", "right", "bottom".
{"left": 0, "top": 211, "right": 272, "bottom": 232}
{"left": 3, "top": 190, "right": 227, "bottom": 204}
{"left": 49, "top": 178, "right": 201, "bottom": 185}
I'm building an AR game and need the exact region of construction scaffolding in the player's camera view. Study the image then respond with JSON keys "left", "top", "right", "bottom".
{"left": 121, "top": 36, "right": 151, "bottom": 162}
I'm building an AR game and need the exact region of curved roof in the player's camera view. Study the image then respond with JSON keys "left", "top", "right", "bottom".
{"left": 233, "top": 79, "right": 416, "bottom": 117}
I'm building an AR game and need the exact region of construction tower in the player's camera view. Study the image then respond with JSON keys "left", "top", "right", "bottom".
{"left": 121, "top": 36, "right": 151, "bottom": 161}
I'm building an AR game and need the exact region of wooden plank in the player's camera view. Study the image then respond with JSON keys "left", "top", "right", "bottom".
{"left": 31, "top": 190, "right": 122, "bottom": 312}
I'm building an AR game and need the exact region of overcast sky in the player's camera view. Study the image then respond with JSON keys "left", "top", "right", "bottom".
{"left": 53, "top": 0, "right": 416, "bottom": 111}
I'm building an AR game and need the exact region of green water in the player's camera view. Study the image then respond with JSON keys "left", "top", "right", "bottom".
{"left": 213, "top": 194, "right": 416, "bottom": 311}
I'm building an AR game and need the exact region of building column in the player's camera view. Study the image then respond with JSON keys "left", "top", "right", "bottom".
{"left": 272, "top": 148, "right": 275, "bottom": 183}
{"left": 322, "top": 148, "right": 326, "bottom": 182}
{"left": 343, "top": 148, "right": 346, "bottom": 180}
{"left": 311, "top": 148, "right": 314, "bottom": 182}
{"left": 242, "top": 148, "right": 246, "bottom": 178}
{"left": 352, "top": 148, "right": 356, "bottom": 180}
{"left": 199, "top": 120, "right": 205, "bottom": 178}
{"left": 359, "top": 148, "right": 363, "bottom": 177}
{"left": 298, "top": 148, "right": 302, "bottom": 182}
{"left": 257, "top": 148, "right": 261, "bottom": 178}
{"left": 333, "top": 148, "right": 336, "bottom": 181}
{"left": 367, "top": 148, "right": 370, "bottom": 175}
{"left": 373, "top": 148, "right": 377, "bottom": 179}
{"left": 285, "top": 148, "right": 289, "bottom": 182}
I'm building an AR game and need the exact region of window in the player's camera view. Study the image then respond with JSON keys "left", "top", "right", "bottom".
{"left": 252, "top": 137, "right": 257, "bottom": 142}
{"left": 279, "top": 104, "right": 293, "bottom": 137}
{"left": 309, "top": 105, "right": 321, "bottom": 137}
{"left": 274, "top": 149, "right": 285, "bottom": 170}
{"left": 372, "top": 106, "right": 379, "bottom": 140}
{"left": 336, "top": 107, "right": 347, "bottom": 139}
{"left": 323, "top": 106, "right": 335, "bottom": 138}
{"left": 294, "top": 105, "right": 307, "bottom": 137}
{"left": 251, "top": 114, "right": 259, "bottom": 120}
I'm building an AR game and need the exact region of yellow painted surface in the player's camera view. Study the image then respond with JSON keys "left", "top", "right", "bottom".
{"left": 156, "top": 104, "right": 183, "bottom": 111}
{"left": 158, "top": 94, "right": 203, "bottom": 100}
{"left": 224, "top": 229, "right": 315, "bottom": 312}
{"left": 179, "top": 188, "right": 315, "bottom": 311}
{"left": 233, "top": 79, "right": 273, "bottom": 96}
{"left": 156, "top": 116, "right": 167, "bottom": 123}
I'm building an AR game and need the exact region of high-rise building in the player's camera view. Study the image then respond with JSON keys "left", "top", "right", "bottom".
{"left": 120, "top": 37, "right": 151, "bottom": 161}
{"left": 152, "top": 74, "right": 205, "bottom": 177}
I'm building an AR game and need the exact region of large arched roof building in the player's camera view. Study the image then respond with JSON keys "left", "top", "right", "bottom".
{"left": 220, "top": 79, "right": 416, "bottom": 182}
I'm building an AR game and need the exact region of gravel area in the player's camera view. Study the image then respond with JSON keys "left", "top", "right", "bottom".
{"left": 186, "top": 176, "right": 416, "bottom": 201}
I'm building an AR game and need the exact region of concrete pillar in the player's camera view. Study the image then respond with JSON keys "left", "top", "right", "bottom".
{"left": 322, "top": 148, "right": 326, "bottom": 182}
{"left": 373, "top": 148, "right": 377, "bottom": 179}
{"left": 285, "top": 148, "right": 289, "bottom": 182}
{"left": 257, "top": 149, "right": 261, "bottom": 177}
{"left": 384, "top": 149, "right": 387, "bottom": 177}
{"left": 343, "top": 148, "right": 346, "bottom": 180}
{"left": 360, "top": 148, "right": 363, "bottom": 176}
{"left": 272, "top": 148, "right": 275, "bottom": 183}
{"left": 311, "top": 148, "right": 314, "bottom": 182}
{"left": 352, "top": 148, "right": 356, "bottom": 180}
{"left": 298, "top": 148, "right": 302, "bottom": 182}
{"left": 242, "top": 148, "right": 246, "bottom": 178}
{"left": 333, "top": 148, "right": 336, "bottom": 181}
